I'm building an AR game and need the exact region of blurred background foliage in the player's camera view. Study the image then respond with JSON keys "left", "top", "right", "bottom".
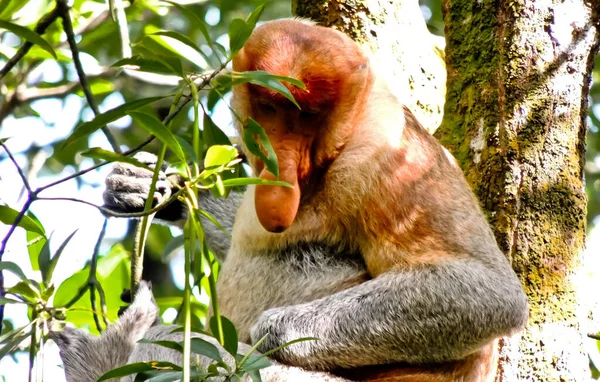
{"left": 0, "top": 0, "right": 599, "bottom": 379}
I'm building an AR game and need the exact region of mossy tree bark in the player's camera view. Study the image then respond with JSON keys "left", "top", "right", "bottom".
{"left": 436, "top": 0, "right": 600, "bottom": 379}
{"left": 295, "top": 0, "right": 600, "bottom": 379}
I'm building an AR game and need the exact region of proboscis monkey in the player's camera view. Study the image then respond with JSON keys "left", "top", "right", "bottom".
{"left": 97, "top": 19, "right": 529, "bottom": 381}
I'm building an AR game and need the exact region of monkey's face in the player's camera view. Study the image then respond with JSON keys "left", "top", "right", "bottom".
{"left": 232, "top": 19, "right": 371, "bottom": 233}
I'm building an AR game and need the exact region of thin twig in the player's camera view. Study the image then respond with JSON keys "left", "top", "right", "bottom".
{"left": 0, "top": 142, "right": 31, "bottom": 193}
{"left": 57, "top": 0, "right": 121, "bottom": 154}
{"left": 0, "top": 6, "right": 61, "bottom": 81}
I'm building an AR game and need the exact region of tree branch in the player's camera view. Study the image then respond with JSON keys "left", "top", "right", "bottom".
{"left": 56, "top": 0, "right": 121, "bottom": 154}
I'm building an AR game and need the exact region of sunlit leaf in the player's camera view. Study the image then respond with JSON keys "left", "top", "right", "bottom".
{"left": 0, "top": 205, "right": 44, "bottom": 235}
{"left": 0, "top": 20, "right": 57, "bottom": 59}
{"left": 7, "top": 281, "right": 40, "bottom": 301}
{"left": 221, "top": 178, "right": 292, "bottom": 188}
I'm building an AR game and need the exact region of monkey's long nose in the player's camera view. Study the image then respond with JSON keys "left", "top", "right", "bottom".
{"left": 254, "top": 155, "right": 301, "bottom": 233}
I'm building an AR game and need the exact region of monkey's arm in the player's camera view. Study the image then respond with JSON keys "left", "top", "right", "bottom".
{"left": 103, "top": 152, "right": 242, "bottom": 260}
{"left": 250, "top": 256, "right": 528, "bottom": 371}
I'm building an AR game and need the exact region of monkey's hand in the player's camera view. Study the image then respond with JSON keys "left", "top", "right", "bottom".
{"left": 103, "top": 152, "right": 187, "bottom": 224}
{"left": 250, "top": 305, "right": 322, "bottom": 367}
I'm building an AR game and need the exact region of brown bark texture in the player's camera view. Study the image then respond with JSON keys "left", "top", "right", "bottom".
{"left": 296, "top": 0, "right": 600, "bottom": 380}
{"left": 436, "top": 0, "right": 599, "bottom": 380}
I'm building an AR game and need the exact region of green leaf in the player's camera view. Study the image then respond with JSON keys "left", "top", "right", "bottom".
{"left": 0, "top": 261, "right": 27, "bottom": 280}
{"left": 0, "top": 297, "right": 24, "bottom": 305}
{"left": 246, "top": 4, "right": 265, "bottom": 28}
{"left": 204, "top": 145, "right": 238, "bottom": 174}
{"left": 0, "top": 205, "right": 44, "bottom": 235}
{"left": 228, "top": 19, "right": 252, "bottom": 56}
{"left": 26, "top": 230, "right": 46, "bottom": 272}
{"left": 0, "top": 20, "right": 57, "bottom": 59}
{"left": 74, "top": 78, "right": 115, "bottom": 97}
{"left": 43, "top": 229, "right": 78, "bottom": 286}
{"left": 0, "top": 0, "right": 29, "bottom": 20}
{"left": 136, "top": 37, "right": 185, "bottom": 76}
{"left": 112, "top": 56, "right": 176, "bottom": 75}
{"left": 0, "top": 331, "right": 30, "bottom": 360}
{"left": 218, "top": 316, "right": 238, "bottom": 356}
{"left": 242, "top": 118, "right": 279, "bottom": 178}
{"left": 138, "top": 339, "right": 183, "bottom": 353}
{"left": 130, "top": 112, "right": 186, "bottom": 161}
{"left": 227, "top": 5, "right": 264, "bottom": 56}
{"left": 203, "top": 114, "right": 232, "bottom": 147}
{"left": 7, "top": 281, "right": 40, "bottom": 302}
{"left": 162, "top": 0, "right": 211, "bottom": 45}
{"left": 64, "top": 96, "right": 165, "bottom": 147}
{"left": 80, "top": 148, "right": 152, "bottom": 170}
{"left": 174, "top": 136, "right": 197, "bottom": 163}
{"left": 188, "top": 337, "right": 222, "bottom": 361}
{"left": 221, "top": 178, "right": 292, "bottom": 188}
{"left": 233, "top": 71, "right": 305, "bottom": 108}
{"left": 37, "top": 232, "right": 52, "bottom": 282}
{"left": 98, "top": 361, "right": 182, "bottom": 381}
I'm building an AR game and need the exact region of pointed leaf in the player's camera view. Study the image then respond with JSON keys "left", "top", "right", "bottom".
{"left": 221, "top": 178, "right": 292, "bottom": 188}
{"left": 0, "top": 205, "right": 44, "bottom": 235}
{"left": 187, "top": 337, "right": 223, "bottom": 361}
{"left": 242, "top": 118, "right": 279, "bottom": 178}
{"left": 98, "top": 361, "right": 182, "bottom": 381}
{"left": 228, "top": 19, "right": 252, "bottom": 56}
{"left": 0, "top": 297, "right": 24, "bottom": 305}
{"left": 43, "top": 229, "right": 78, "bottom": 286}
{"left": 64, "top": 97, "right": 165, "bottom": 147}
{"left": 203, "top": 114, "right": 232, "bottom": 147}
{"left": 0, "top": 261, "right": 27, "bottom": 280}
{"left": 246, "top": 4, "right": 265, "bottom": 28}
{"left": 233, "top": 71, "right": 304, "bottom": 108}
{"left": 129, "top": 112, "right": 186, "bottom": 162}
{"left": 0, "top": 20, "right": 56, "bottom": 59}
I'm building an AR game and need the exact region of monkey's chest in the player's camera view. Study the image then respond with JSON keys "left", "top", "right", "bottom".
{"left": 217, "top": 242, "right": 368, "bottom": 343}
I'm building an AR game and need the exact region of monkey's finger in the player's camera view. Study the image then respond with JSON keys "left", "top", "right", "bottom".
{"left": 105, "top": 174, "right": 170, "bottom": 195}
{"left": 110, "top": 163, "right": 168, "bottom": 179}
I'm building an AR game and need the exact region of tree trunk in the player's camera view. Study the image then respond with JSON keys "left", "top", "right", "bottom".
{"left": 295, "top": 0, "right": 600, "bottom": 380}
{"left": 436, "top": 0, "right": 600, "bottom": 379}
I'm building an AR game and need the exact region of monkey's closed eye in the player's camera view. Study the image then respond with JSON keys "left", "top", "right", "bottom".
{"left": 258, "top": 101, "right": 276, "bottom": 114}
{"left": 300, "top": 110, "right": 320, "bottom": 119}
